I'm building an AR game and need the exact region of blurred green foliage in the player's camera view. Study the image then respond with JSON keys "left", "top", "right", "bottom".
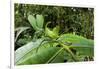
{"left": 14, "top": 4, "right": 94, "bottom": 49}
{"left": 14, "top": 3, "right": 94, "bottom": 62}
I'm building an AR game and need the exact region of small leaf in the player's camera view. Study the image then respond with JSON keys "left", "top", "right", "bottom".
{"left": 36, "top": 15, "right": 44, "bottom": 28}
{"left": 53, "top": 26, "right": 60, "bottom": 36}
{"left": 28, "top": 15, "right": 39, "bottom": 31}
{"left": 45, "top": 23, "right": 59, "bottom": 38}
{"left": 45, "top": 27, "right": 57, "bottom": 38}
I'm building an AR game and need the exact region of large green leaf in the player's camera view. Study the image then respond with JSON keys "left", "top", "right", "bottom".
{"left": 58, "top": 34, "right": 94, "bottom": 57}
{"left": 15, "top": 38, "right": 44, "bottom": 65}
{"left": 15, "top": 38, "right": 65, "bottom": 65}
{"left": 16, "top": 47, "right": 63, "bottom": 65}
{"left": 15, "top": 34, "right": 94, "bottom": 65}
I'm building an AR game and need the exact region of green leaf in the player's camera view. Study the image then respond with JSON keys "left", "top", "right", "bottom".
{"left": 15, "top": 42, "right": 65, "bottom": 65}
{"left": 36, "top": 15, "right": 44, "bottom": 28}
{"left": 51, "top": 49, "right": 70, "bottom": 63}
{"left": 45, "top": 23, "right": 59, "bottom": 39}
{"left": 53, "top": 26, "right": 60, "bottom": 36}
{"left": 45, "top": 27, "right": 56, "bottom": 38}
{"left": 58, "top": 34, "right": 94, "bottom": 57}
{"left": 15, "top": 33, "right": 94, "bottom": 65}
{"left": 15, "top": 39, "right": 67, "bottom": 65}
{"left": 15, "top": 38, "right": 44, "bottom": 65}
{"left": 16, "top": 47, "right": 63, "bottom": 65}
{"left": 15, "top": 27, "right": 30, "bottom": 42}
{"left": 28, "top": 15, "right": 39, "bottom": 31}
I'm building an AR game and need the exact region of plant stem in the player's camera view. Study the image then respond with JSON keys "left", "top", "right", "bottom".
{"left": 60, "top": 43, "right": 78, "bottom": 61}
{"left": 46, "top": 47, "right": 64, "bottom": 63}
